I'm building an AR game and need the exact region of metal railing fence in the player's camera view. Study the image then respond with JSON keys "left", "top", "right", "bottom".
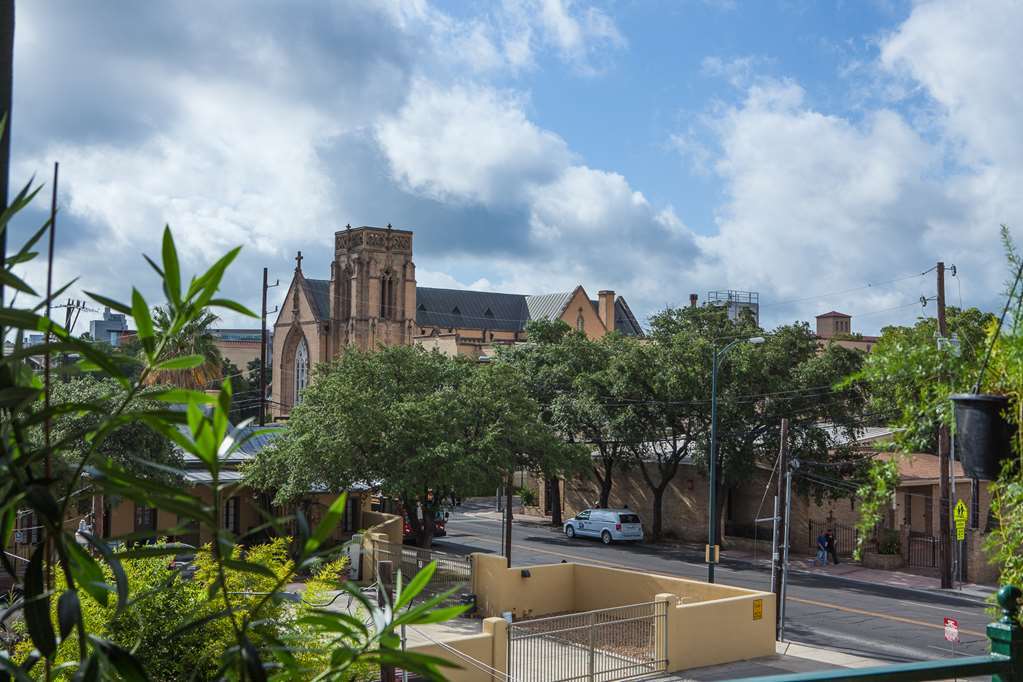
{"left": 374, "top": 542, "right": 471, "bottom": 603}
{"left": 508, "top": 600, "right": 667, "bottom": 682}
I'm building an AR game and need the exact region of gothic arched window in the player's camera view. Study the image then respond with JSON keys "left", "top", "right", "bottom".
{"left": 294, "top": 337, "right": 309, "bottom": 404}
{"left": 340, "top": 267, "right": 352, "bottom": 319}
{"left": 380, "top": 273, "right": 396, "bottom": 320}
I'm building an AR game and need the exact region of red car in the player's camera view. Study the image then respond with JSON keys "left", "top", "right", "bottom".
{"left": 402, "top": 510, "right": 448, "bottom": 539}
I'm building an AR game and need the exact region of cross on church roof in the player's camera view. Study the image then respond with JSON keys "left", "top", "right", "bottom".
{"left": 295, "top": 251, "right": 303, "bottom": 271}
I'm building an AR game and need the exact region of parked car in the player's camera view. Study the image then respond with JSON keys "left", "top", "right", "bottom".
{"left": 402, "top": 509, "right": 448, "bottom": 541}
{"left": 563, "top": 509, "right": 643, "bottom": 544}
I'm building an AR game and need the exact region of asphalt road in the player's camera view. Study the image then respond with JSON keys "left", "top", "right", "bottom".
{"left": 431, "top": 501, "right": 994, "bottom": 665}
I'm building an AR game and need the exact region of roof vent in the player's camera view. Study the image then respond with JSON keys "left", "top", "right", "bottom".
{"left": 452, "top": 306, "right": 461, "bottom": 315}
{"left": 484, "top": 308, "right": 494, "bottom": 318}
{"left": 417, "top": 304, "right": 426, "bottom": 312}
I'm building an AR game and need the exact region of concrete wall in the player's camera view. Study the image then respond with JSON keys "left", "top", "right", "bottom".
{"left": 406, "top": 618, "right": 507, "bottom": 682}
{"left": 444, "top": 554, "right": 776, "bottom": 679}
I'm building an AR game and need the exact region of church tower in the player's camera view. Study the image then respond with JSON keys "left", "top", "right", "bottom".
{"left": 331, "top": 225, "right": 417, "bottom": 351}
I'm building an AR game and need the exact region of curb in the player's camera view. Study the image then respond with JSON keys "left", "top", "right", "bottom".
{"left": 488, "top": 513, "right": 996, "bottom": 607}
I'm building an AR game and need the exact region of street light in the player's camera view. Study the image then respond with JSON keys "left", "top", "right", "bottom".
{"left": 707, "top": 335, "right": 765, "bottom": 583}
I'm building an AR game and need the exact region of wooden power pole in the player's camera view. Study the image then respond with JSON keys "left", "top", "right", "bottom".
{"left": 259, "top": 267, "right": 278, "bottom": 426}
{"left": 936, "top": 262, "right": 953, "bottom": 589}
{"left": 772, "top": 417, "right": 789, "bottom": 630}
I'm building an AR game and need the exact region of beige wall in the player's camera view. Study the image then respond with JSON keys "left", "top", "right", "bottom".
{"left": 271, "top": 276, "right": 327, "bottom": 418}
{"left": 558, "top": 287, "right": 609, "bottom": 340}
{"left": 215, "top": 339, "right": 262, "bottom": 374}
{"left": 466, "top": 554, "right": 775, "bottom": 677}
{"left": 407, "top": 617, "right": 508, "bottom": 682}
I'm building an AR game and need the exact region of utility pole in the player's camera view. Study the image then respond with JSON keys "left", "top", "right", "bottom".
{"left": 937, "top": 262, "right": 953, "bottom": 589}
{"left": 259, "top": 268, "right": 279, "bottom": 426}
{"left": 779, "top": 455, "right": 796, "bottom": 642}
{"left": 377, "top": 560, "right": 395, "bottom": 682}
{"left": 772, "top": 418, "right": 789, "bottom": 634}
{"left": 0, "top": 0, "right": 15, "bottom": 345}
{"left": 504, "top": 474, "right": 513, "bottom": 568}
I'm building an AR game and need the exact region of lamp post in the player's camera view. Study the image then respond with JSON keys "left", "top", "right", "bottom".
{"left": 708, "top": 335, "right": 765, "bottom": 583}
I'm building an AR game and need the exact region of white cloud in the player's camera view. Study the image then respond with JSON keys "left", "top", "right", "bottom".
{"left": 376, "top": 80, "right": 572, "bottom": 205}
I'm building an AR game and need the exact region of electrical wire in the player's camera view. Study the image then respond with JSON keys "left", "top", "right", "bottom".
{"left": 758, "top": 271, "right": 930, "bottom": 309}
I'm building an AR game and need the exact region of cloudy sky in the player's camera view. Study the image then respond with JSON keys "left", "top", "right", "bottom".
{"left": 8, "top": 0, "right": 1023, "bottom": 335}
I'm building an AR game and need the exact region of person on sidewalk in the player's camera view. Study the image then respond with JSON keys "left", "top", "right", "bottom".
{"left": 826, "top": 529, "right": 839, "bottom": 565}
{"left": 815, "top": 531, "right": 829, "bottom": 567}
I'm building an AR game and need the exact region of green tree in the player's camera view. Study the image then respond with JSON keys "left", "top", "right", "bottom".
{"left": 248, "top": 345, "right": 581, "bottom": 547}
{"left": 31, "top": 377, "right": 180, "bottom": 488}
{"left": 499, "top": 322, "right": 636, "bottom": 512}
{"left": 855, "top": 306, "right": 994, "bottom": 452}
{"left": 144, "top": 306, "right": 224, "bottom": 389}
{"left": 623, "top": 305, "right": 868, "bottom": 540}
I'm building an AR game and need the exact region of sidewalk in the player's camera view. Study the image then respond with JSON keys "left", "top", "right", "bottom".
{"left": 487, "top": 509, "right": 996, "bottom": 603}
{"left": 654, "top": 640, "right": 885, "bottom": 680}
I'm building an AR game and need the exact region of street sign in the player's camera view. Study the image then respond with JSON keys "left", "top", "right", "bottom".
{"left": 953, "top": 499, "right": 968, "bottom": 524}
{"left": 753, "top": 599, "right": 763, "bottom": 621}
{"left": 953, "top": 499, "right": 968, "bottom": 541}
{"left": 944, "top": 617, "right": 960, "bottom": 643}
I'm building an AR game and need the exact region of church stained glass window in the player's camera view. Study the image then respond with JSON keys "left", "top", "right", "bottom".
{"left": 295, "top": 337, "right": 309, "bottom": 404}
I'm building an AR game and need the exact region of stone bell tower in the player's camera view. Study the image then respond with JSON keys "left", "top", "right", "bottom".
{"left": 331, "top": 224, "right": 417, "bottom": 351}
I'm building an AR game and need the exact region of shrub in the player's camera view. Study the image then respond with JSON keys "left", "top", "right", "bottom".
{"left": 517, "top": 486, "right": 538, "bottom": 507}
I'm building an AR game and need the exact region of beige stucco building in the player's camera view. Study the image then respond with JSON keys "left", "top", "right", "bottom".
{"left": 271, "top": 225, "right": 642, "bottom": 417}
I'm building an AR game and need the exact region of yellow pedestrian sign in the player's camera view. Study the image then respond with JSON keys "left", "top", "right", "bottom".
{"left": 953, "top": 499, "right": 968, "bottom": 541}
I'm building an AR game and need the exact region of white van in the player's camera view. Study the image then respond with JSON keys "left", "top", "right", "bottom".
{"left": 563, "top": 509, "right": 644, "bottom": 544}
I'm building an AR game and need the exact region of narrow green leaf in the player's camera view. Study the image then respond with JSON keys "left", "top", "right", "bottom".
{"left": 70, "top": 653, "right": 99, "bottom": 682}
{"left": 131, "top": 289, "right": 153, "bottom": 341}
{"left": 0, "top": 650, "right": 33, "bottom": 682}
{"left": 161, "top": 227, "right": 182, "bottom": 306}
{"left": 63, "top": 539, "right": 110, "bottom": 607}
{"left": 303, "top": 493, "right": 347, "bottom": 559}
{"left": 82, "top": 292, "right": 131, "bottom": 316}
{"left": 88, "top": 636, "right": 150, "bottom": 682}
{"left": 394, "top": 560, "right": 436, "bottom": 610}
{"left": 57, "top": 590, "right": 80, "bottom": 641}
{"left": 79, "top": 533, "right": 128, "bottom": 613}
{"left": 24, "top": 544, "right": 56, "bottom": 657}
{"left": 152, "top": 354, "right": 205, "bottom": 371}
{"left": 208, "top": 298, "right": 257, "bottom": 318}
{"left": 0, "top": 268, "right": 36, "bottom": 296}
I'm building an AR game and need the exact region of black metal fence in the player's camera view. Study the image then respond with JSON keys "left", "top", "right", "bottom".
{"left": 907, "top": 534, "right": 948, "bottom": 568}
{"left": 807, "top": 520, "right": 859, "bottom": 557}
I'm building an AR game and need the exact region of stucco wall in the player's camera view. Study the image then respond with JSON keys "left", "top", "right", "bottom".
{"left": 462, "top": 554, "right": 775, "bottom": 678}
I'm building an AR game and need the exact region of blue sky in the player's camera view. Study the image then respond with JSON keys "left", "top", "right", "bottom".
{"left": 9, "top": 1, "right": 1021, "bottom": 335}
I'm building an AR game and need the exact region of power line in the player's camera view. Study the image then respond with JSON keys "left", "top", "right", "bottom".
{"left": 758, "top": 271, "right": 930, "bottom": 309}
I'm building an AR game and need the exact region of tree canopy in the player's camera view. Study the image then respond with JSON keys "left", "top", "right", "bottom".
{"left": 853, "top": 306, "right": 995, "bottom": 452}
{"left": 246, "top": 344, "right": 585, "bottom": 546}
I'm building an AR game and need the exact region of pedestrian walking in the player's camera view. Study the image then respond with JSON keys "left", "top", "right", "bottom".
{"left": 815, "top": 531, "right": 828, "bottom": 567}
{"left": 826, "top": 529, "right": 839, "bottom": 565}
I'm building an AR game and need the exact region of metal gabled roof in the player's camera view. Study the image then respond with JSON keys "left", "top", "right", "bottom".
{"left": 415, "top": 287, "right": 530, "bottom": 331}
{"left": 614, "top": 297, "right": 644, "bottom": 336}
{"left": 524, "top": 292, "right": 573, "bottom": 322}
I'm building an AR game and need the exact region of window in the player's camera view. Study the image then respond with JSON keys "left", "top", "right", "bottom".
{"left": 576, "top": 510, "right": 591, "bottom": 520}
{"left": 618, "top": 514, "right": 641, "bottom": 524}
{"left": 380, "top": 273, "right": 397, "bottom": 319}
{"left": 340, "top": 268, "right": 352, "bottom": 319}
{"left": 294, "top": 337, "right": 309, "bottom": 403}
{"left": 223, "top": 497, "right": 240, "bottom": 534}
{"left": 576, "top": 310, "right": 585, "bottom": 332}
{"left": 134, "top": 504, "right": 156, "bottom": 532}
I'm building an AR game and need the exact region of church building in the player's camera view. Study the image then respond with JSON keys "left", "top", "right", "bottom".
{"left": 270, "top": 225, "right": 643, "bottom": 417}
